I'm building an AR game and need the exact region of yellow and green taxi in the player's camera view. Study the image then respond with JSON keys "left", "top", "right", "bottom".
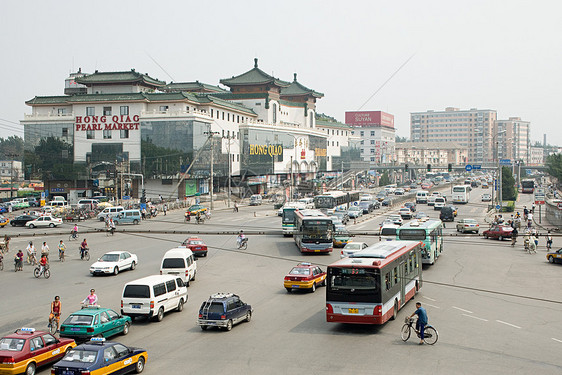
{"left": 0, "top": 216, "right": 9, "bottom": 227}
{"left": 283, "top": 262, "right": 327, "bottom": 293}
{"left": 59, "top": 307, "right": 131, "bottom": 342}
{"left": 547, "top": 248, "right": 562, "bottom": 264}
{"left": 333, "top": 225, "right": 351, "bottom": 247}
{"left": 51, "top": 338, "right": 147, "bottom": 375}
{"left": 186, "top": 205, "right": 207, "bottom": 216}
{"left": 0, "top": 327, "right": 76, "bottom": 375}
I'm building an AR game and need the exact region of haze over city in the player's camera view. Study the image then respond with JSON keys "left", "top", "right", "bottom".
{"left": 1, "top": 0, "right": 561, "bottom": 144}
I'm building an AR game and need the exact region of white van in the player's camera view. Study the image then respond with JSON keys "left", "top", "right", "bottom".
{"left": 434, "top": 197, "right": 446, "bottom": 210}
{"left": 379, "top": 223, "right": 400, "bottom": 241}
{"left": 48, "top": 201, "right": 68, "bottom": 208}
{"left": 77, "top": 199, "right": 99, "bottom": 209}
{"left": 160, "top": 248, "right": 197, "bottom": 286}
{"left": 97, "top": 206, "right": 124, "bottom": 221}
{"left": 249, "top": 194, "right": 263, "bottom": 206}
{"left": 121, "top": 275, "right": 188, "bottom": 322}
{"left": 298, "top": 198, "right": 314, "bottom": 209}
{"left": 416, "top": 190, "right": 429, "bottom": 204}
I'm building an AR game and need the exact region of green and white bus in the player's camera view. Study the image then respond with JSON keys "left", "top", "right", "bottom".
{"left": 396, "top": 220, "right": 443, "bottom": 265}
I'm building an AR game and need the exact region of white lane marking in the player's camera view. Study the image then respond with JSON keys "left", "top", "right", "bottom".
{"left": 462, "top": 313, "right": 488, "bottom": 322}
{"left": 423, "top": 296, "right": 436, "bottom": 302}
{"left": 453, "top": 306, "right": 473, "bottom": 314}
{"left": 552, "top": 338, "right": 562, "bottom": 343}
{"left": 423, "top": 303, "right": 440, "bottom": 309}
{"left": 496, "top": 320, "right": 521, "bottom": 329}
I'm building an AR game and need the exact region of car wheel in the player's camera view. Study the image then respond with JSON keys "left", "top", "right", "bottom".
{"left": 225, "top": 319, "right": 233, "bottom": 331}
{"left": 29, "top": 224, "right": 35, "bottom": 229}
{"left": 549, "top": 256, "right": 554, "bottom": 263}
{"left": 391, "top": 300, "right": 398, "bottom": 320}
{"left": 122, "top": 322, "right": 130, "bottom": 335}
{"left": 311, "top": 283, "right": 316, "bottom": 293}
{"left": 10, "top": 222, "right": 15, "bottom": 226}
{"left": 135, "top": 356, "right": 145, "bottom": 373}
{"left": 25, "top": 362, "right": 36, "bottom": 375}
{"left": 498, "top": 236, "right": 503, "bottom": 241}
{"left": 200, "top": 325, "right": 208, "bottom": 331}
{"left": 130, "top": 261, "right": 136, "bottom": 270}
{"left": 484, "top": 234, "right": 488, "bottom": 239}
{"left": 285, "top": 287, "right": 292, "bottom": 293}
{"left": 177, "top": 299, "right": 184, "bottom": 312}
{"left": 113, "top": 267, "right": 119, "bottom": 275}
{"left": 49, "top": 223, "right": 55, "bottom": 228}
{"left": 156, "top": 307, "right": 164, "bottom": 322}
{"left": 133, "top": 219, "right": 139, "bottom": 225}
{"left": 245, "top": 311, "right": 252, "bottom": 322}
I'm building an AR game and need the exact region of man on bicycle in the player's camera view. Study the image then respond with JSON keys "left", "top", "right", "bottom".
{"left": 49, "top": 296, "right": 61, "bottom": 332}
{"left": 41, "top": 242, "right": 50, "bottom": 261}
{"left": 58, "top": 240, "right": 66, "bottom": 260}
{"left": 80, "top": 239, "right": 88, "bottom": 259}
{"left": 410, "top": 302, "right": 428, "bottom": 345}
{"left": 26, "top": 241, "right": 37, "bottom": 264}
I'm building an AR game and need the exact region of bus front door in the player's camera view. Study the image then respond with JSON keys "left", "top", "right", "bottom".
{"left": 400, "top": 260, "right": 406, "bottom": 307}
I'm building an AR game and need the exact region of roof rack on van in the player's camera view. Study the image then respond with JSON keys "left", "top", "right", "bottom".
{"left": 209, "top": 293, "right": 234, "bottom": 299}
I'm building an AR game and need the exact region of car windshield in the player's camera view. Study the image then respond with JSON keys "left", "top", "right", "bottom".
{"left": 187, "top": 240, "right": 203, "bottom": 245}
{"left": 345, "top": 243, "right": 362, "bottom": 250}
{"left": 62, "top": 349, "right": 98, "bottom": 363}
{"left": 334, "top": 226, "right": 348, "bottom": 235}
{"left": 464, "top": 219, "right": 477, "bottom": 224}
{"left": 0, "top": 338, "right": 25, "bottom": 351}
{"left": 63, "top": 315, "right": 93, "bottom": 326}
{"left": 100, "top": 254, "right": 119, "bottom": 262}
{"left": 289, "top": 267, "right": 310, "bottom": 275}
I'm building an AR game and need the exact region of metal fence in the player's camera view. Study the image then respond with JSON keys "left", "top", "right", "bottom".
{"left": 545, "top": 200, "right": 562, "bottom": 229}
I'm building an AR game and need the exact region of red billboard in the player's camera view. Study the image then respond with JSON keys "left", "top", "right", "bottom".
{"left": 345, "top": 111, "right": 394, "bottom": 128}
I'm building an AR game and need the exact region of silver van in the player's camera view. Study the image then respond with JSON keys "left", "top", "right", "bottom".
{"left": 249, "top": 194, "right": 262, "bottom": 206}
{"left": 97, "top": 206, "right": 124, "bottom": 221}
{"left": 113, "top": 210, "right": 141, "bottom": 225}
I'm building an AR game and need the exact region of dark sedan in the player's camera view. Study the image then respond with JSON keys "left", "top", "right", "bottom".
{"left": 10, "top": 215, "right": 38, "bottom": 227}
{"left": 358, "top": 201, "right": 372, "bottom": 214}
{"left": 404, "top": 202, "right": 416, "bottom": 212}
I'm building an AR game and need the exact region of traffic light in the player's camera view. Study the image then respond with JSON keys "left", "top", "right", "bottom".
{"left": 405, "top": 164, "right": 409, "bottom": 172}
{"left": 140, "top": 189, "right": 146, "bottom": 203}
{"left": 448, "top": 163, "right": 452, "bottom": 172}
{"left": 427, "top": 164, "right": 431, "bottom": 172}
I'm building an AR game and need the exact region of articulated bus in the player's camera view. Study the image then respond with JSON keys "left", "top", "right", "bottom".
{"left": 294, "top": 209, "right": 333, "bottom": 253}
{"left": 314, "top": 191, "right": 360, "bottom": 212}
{"left": 396, "top": 220, "right": 443, "bottom": 265}
{"left": 521, "top": 179, "right": 535, "bottom": 194}
{"left": 452, "top": 185, "right": 471, "bottom": 204}
{"left": 281, "top": 202, "right": 306, "bottom": 236}
{"left": 326, "top": 241, "right": 422, "bottom": 325}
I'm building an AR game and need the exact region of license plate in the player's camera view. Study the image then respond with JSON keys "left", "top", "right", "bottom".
{"left": 292, "top": 285, "right": 300, "bottom": 288}
{"left": 71, "top": 327, "right": 81, "bottom": 331}
{"left": 314, "top": 250, "right": 321, "bottom": 252}
{"left": 63, "top": 370, "right": 75, "bottom": 375}
{"left": 169, "top": 272, "right": 179, "bottom": 275}
{"left": 348, "top": 308, "right": 359, "bottom": 314}
{"left": 132, "top": 305, "right": 141, "bottom": 309}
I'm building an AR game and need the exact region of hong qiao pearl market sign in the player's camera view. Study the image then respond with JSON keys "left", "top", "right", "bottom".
{"left": 74, "top": 115, "right": 140, "bottom": 131}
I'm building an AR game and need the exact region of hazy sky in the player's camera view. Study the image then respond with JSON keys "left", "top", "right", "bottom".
{"left": 2, "top": 0, "right": 561, "bottom": 145}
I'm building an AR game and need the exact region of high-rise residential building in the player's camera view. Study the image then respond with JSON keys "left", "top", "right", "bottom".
{"left": 529, "top": 146, "right": 544, "bottom": 166}
{"left": 395, "top": 142, "right": 468, "bottom": 166}
{"left": 345, "top": 111, "right": 395, "bottom": 166}
{"left": 496, "top": 117, "right": 530, "bottom": 164}
{"left": 410, "top": 107, "right": 497, "bottom": 164}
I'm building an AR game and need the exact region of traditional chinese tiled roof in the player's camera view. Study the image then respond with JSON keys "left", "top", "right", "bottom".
{"left": 163, "top": 81, "right": 228, "bottom": 93}
{"left": 280, "top": 73, "right": 324, "bottom": 98}
{"left": 220, "top": 58, "right": 290, "bottom": 88}
{"left": 315, "top": 113, "right": 351, "bottom": 129}
{"left": 75, "top": 69, "right": 166, "bottom": 87}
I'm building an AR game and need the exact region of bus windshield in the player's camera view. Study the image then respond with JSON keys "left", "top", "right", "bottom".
{"left": 327, "top": 268, "right": 380, "bottom": 302}
{"left": 302, "top": 220, "right": 332, "bottom": 242}
{"left": 282, "top": 209, "right": 297, "bottom": 224}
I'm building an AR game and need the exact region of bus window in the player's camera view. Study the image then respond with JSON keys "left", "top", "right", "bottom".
{"left": 393, "top": 267, "right": 398, "bottom": 285}
{"left": 385, "top": 273, "right": 391, "bottom": 290}
{"left": 404, "top": 263, "right": 408, "bottom": 276}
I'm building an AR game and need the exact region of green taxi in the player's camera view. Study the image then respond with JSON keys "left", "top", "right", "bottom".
{"left": 59, "top": 307, "right": 131, "bottom": 341}
{"left": 186, "top": 204, "right": 208, "bottom": 216}
{"left": 333, "top": 225, "right": 351, "bottom": 248}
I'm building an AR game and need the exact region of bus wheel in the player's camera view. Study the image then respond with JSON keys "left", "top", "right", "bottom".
{"left": 391, "top": 300, "right": 398, "bottom": 320}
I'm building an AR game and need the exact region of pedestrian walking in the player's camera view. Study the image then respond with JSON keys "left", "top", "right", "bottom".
{"left": 141, "top": 208, "right": 146, "bottom": 220}
{"left": 511, "top": 227, "right": 518, "bottom": 247}
{"left": 546, "top": 230, "right": 553, "bottom": 250}
{"left": 163, "top": 204, "right": 167, "bottom": 216}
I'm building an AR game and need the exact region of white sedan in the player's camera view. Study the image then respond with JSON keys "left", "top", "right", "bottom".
{"left": 25, "top": 215, "right": 63, "bottom": 228}
{"left": 89, "top": 251, "right": 138, "bottom": 276}
{"left": 340, "top": 242, "right": 369, "bottom": 258}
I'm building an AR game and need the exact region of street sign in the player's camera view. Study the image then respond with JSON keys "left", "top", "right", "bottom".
{"left": 495, "top": 205, "right": 501, "bottom": 210}
{"left": 494, "top": 179, "right": 498, "bottom": 191}
{"left": 465, "top": 164, "right": 473, "bottom": 172}
{"left": 472, "top": 165, "right": 482, "bottom": 170}
{"left": 40, "top": 192, "right": 45, "bottom": 199}
{"left": 534, "top": 200, "right": 545, "bottom": 205}
{"left": 499, "top": 159, "right": 511, "bottom": 165}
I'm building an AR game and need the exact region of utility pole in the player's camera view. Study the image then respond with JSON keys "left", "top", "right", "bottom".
{"left": 204, "top": 130, "right": 220, "bottom": 210}
{"left": 226, "top": 136, "right": 232, "bottom": 208}
{"left": 290, "top": 155, "right": 293, "bottom": 202}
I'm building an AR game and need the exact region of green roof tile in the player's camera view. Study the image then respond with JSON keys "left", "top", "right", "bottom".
{"left": 281, "top": 73, "right": 324, "bottom": 98}
{"left": 76, "top": 70, "right": 166, "bottom": 87}
{"left": 220, "top": 58, "right": 290, "bottom": 88}
{"left": 315, "top": 113, "right": 351, "bottom": 129}
{"left": 163, "top": 81, "right": 228, "bottom": 93}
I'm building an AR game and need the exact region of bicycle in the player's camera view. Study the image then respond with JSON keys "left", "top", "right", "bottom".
{"left": 48, "top": 315, "right": 59, "bottom": 335}
{"left": 59, "top": 250, "right": 65, "bottom": 262}
{"left": 34, "top": 264, "right": 51, "bottom": 279}
{"left": 237, "top": 238, "right": 248, "bottom": 250}
{"left": 27, "top": 253, "right": 37, "bottom": 266}
{"left": 79, "top": 247, "right": 90, "bottom": 261}
{"left": 69, "top": 231, "right": 78, "bottom": 241}
{"left": 401, "top": 317, "right": 438, "bottom": 345}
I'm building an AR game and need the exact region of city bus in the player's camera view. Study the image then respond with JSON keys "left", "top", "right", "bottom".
{"left": 314, "top": 191, "right": 360, "bottom": 212}
{"left": 521, "top": 179, "right": 535, "bottom": 194}
{"left": 326, "top": 241, "right": 422, "bottom": 325}
{"left": 452, "top": 185, "right": 471, "bottom": 204}
{"left": 396, "top": 220, "right": 443, "bottom": 265}
{"left": 281, "top": 202, "right": 306, "bottom": 236}
{"left": 294, "top": 209, "right": 333, "bottom": 253}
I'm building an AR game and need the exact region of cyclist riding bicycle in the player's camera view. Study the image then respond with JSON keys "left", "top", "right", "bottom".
{"left": 41, "top": 241, "right": 50, "bottom": 261}
{"left": 71, "top": 224, "right": 78, "bottom": 239}
{"left": 237, "top": 230, "right": 246, "bottom": 248}
{"left": 409, "top": 302, "right": 428, "bottom": 345}
{"left": 38, "top": 253, "right": 49, "bottom": 274}
{"left": 14, "top": 250, "right": 24, "bottom": 271}
{"left": 82, "top": 289, "right": 98, "bottom": 307}
{"left": 49, "top": 296, "right": 62, "bottom": 331}
{"left": 80, "top": 239, "right": 88, "bottom": 260}
{"left": 58, "top": 240, "right": 66, "bottom": 260}
{"left": 109, "top": 218, "right": 116, "bottom": 234}
{"left": 26, "top": 241, "right": 37, "bottom": 264}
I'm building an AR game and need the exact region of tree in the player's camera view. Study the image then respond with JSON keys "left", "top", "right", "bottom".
{"left": 379, "top": 171, "right": 391, "bottom": 186}
{"left": 24, "top": 137, "right": 85, "bottom": 180}
{"left": 395, "top": 136, "right": 409, "bottom": 143}
{"left": 0, "top": 136, "right": 24, "bottom": 159}
{"left": 501, "top": 166, "right": 517, "bottom": 201}
{"left": 546, "top": 153, "right": 562, "bottom": 182}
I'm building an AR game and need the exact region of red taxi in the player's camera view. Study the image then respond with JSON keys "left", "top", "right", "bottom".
{"left": 0, "top": 327, "right": 76, "bottom": 375}
{"left": 181, "top": 237, "right": 208, "bottom": 257}
{"left": 283, "top": 263, "right": 326, "bottom": 293}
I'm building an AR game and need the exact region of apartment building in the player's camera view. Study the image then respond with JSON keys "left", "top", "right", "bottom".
{"left": 346, "top": 111, "right": 395, "bottom": 166}
{"left": 496, "top": 117, "right": 530, "bottom": 163}
{"left": 395, "top": 142, "right": 468, "bottom": 166}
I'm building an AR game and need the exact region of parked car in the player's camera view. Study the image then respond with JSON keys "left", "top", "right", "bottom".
{"left": 181, "top": 237, "right": 208, "bottom": 257}
{"left": 283, "top": 262, "right": 327, "bottom": 293}
{"left": 10, "top": 215, "right": 38, "bottom": 227}
{"left": 483, "top": 225, "right": 513, "bottom": 240}
{"left": 25, "top": 215, "right": 63, "bottom": 228}
{"left": 89, "top": 251, "right": 138, "bottom": 276}
{"left": 482, "top": 194, "right": 492, "bottom": 202}
{"left": 51, "top": 339, "right": 147, "bottom": 375}
{"left": 340, "top": 242, "right": 369, "bottom": 258}
{"left": 197, "top": 293, "right": 252, "bottom": 331}
{"left": 0, "top": 328, "right": 76, "bottom": 375}
{"left": 60, "top": 307, "right": 132, "bottom": 341}
{"left": 456, "top": 218, "right": 479, "bottom": 233}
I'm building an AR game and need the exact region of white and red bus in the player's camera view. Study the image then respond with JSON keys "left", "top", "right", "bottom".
{"left": 326, "top": 241, "right": 422, "bottom": 324}
{"left": 294, "top": 209, "right": 333, "bottom": 253}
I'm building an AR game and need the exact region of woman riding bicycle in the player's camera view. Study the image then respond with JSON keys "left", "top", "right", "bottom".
{"left": 71, "top": 224, "right": 78, "bottom": 239}
{"left": 49, "top": 296, "right": 61, "bottom": 332}
{"left": 80, "top": 239, "right": 88, "bottom": 260}
{"left": 14, "top": 250, "right": 24, "bottom": 271}
{"left": 82, "top": 289, "right": 98, "bottom": 307}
